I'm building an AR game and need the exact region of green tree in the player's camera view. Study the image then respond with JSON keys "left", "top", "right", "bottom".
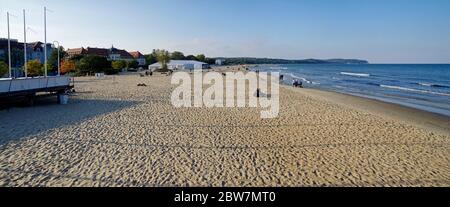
{"left": 27, "top": 60, "right": 44, "bottom": 77}
{"left": 112, "top": 60, "right": 126, "bottom": 70}
{"left": 170, "top": 51, "right": 185, "bottom": 60}
{"left": 196, "top": 54, "right": 206, "bottom": 62}
{"left": 205, "top": 58, "right": 216, "bottom": 65}
{"left": 185, "top": 55, "right": 197, "bottom": 61}
{"left": 0, "top": 61, "right": 8, "bottom": 77}
{"left": 127, "top": 60, "right": 139, "bottom": 69}
{"left": 75, "top": 55, "right": 111, "bottom": 75}
{"left": 144, "top": 52, "right": 157, "bottom": 65}
{"left": 69, "top": 54, "right": 85, "bottom": 62}
{"left": 156, "top": 50, "right": 171, "bottom": 71}
{"left": 48, "top": 46, "right": 67, "bottom": 73}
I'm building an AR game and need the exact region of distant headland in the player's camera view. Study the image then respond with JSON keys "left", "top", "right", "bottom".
{"left": 214, "top": 57, "right": 369, "bottom": 65}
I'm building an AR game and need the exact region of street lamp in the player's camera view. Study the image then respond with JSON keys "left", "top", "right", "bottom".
{"left": 53, "top": 41, "right": 60, "bottom": 76}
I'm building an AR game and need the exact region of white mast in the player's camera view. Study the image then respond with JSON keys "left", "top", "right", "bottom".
{"left": 44, "top": 6, "right": 47, "bottom": 77}
{"left": 7, "top": 12, "right": 12, "bottom": 78}
{"left": 23, "top": 9, "right": 27, "bottom": 77}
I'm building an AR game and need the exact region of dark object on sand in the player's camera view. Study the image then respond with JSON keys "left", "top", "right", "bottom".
{"left": 280, "top": 75, "right": 284, "bottom": 81}
{"left": 292, "top": 79, "right": 303, "bottom": 88}
{"left": 137, "top": 83, "right": 147, "bottom": 87}
{"left": 256, "top": 89, "right": 260, "bottom": 98}
{"left": 140, "top": 74, "right": 145, "bottom": 77}
{"left": 145, "top": 71, "right": 153, "bottom": 76}
{"left": 222, "top": 73, "right": 226, "bottom": 77}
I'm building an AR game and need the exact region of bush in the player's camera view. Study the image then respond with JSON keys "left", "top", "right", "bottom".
{"left": 0, "top": 61, "right": 7, "bottom": 77}
{"left": 27, "top": 60, "right": 44, "bottom": 77}
{"left": 112, "top": 60, "right": 126, "bottom": 70}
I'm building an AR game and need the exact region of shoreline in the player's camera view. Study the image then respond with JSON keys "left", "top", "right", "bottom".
{"left": 285, "top": 86, "right": 450, "bottom": 135}
{"left": 247, "top": 64, "right": 450, "bottom": 123}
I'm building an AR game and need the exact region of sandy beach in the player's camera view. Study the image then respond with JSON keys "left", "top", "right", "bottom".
{"left": 0, "top": 67, "right": 449, "bottom": 187}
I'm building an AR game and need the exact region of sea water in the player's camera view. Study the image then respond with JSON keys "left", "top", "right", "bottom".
{"left": 252, "top": 64, "right": 450, "bottom": 117}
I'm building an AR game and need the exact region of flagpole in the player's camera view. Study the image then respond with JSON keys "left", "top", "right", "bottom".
{"left": 23, "top": 9, "right": 27, "bottom": 77}
{"left": 44, "top": 7, "right": 47, "bottom": 77}
{"left": 7, "top": 12, "right": 12, "bottom": 78}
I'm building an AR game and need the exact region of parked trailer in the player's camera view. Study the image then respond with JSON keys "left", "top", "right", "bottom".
{"left": 0, "top": 76, "right": 74, "bottom": 106}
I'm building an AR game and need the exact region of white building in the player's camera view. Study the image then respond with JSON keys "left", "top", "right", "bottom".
{"left": 149, "top": 60, "right": 210, "bottom": 71}
{"left": 215, "top": 58, "right": 225, "bottom": 65}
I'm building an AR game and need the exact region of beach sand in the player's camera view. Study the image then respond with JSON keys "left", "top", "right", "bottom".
{"left": 0, "top": 68, "right": 449, "bottom": 187}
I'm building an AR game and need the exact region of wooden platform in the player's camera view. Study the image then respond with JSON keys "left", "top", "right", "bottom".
{"left": 0, "top": 76, "right": 73, "bottom": 99}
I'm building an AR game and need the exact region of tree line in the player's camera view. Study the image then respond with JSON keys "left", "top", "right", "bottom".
{"left": 144, "top": 49, "right": 216, "bottom": 66}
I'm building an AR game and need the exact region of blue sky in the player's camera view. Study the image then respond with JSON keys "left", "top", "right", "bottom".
{"left": 1, "top": 0, "right": 450, "bottom": 63}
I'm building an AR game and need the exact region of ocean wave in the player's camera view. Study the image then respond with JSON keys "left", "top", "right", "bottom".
{"left": 380, "top": 85, "right": 450, "bottom": 96}
{"left": 417, "top": 82, "right": 450, "bottom": 89}
{"left": 288, "top": 73, "right": 312, "bottom": 84}
{"left": 340, "top": 72, "right": 371, "bottom": 77}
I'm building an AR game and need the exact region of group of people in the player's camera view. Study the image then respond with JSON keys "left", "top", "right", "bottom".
{"left": 292, "top": 79, "right": 303, "bottom": 88}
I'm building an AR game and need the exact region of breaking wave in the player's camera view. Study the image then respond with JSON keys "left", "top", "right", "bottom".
{"left": 340, "top": 72, "right": 371, "bottom": 77}
{"left": 380, "top": 85, "right": 450, "bottom": 96}
{"left": 288, "top": 73, "right": 312, "bottom": 84}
